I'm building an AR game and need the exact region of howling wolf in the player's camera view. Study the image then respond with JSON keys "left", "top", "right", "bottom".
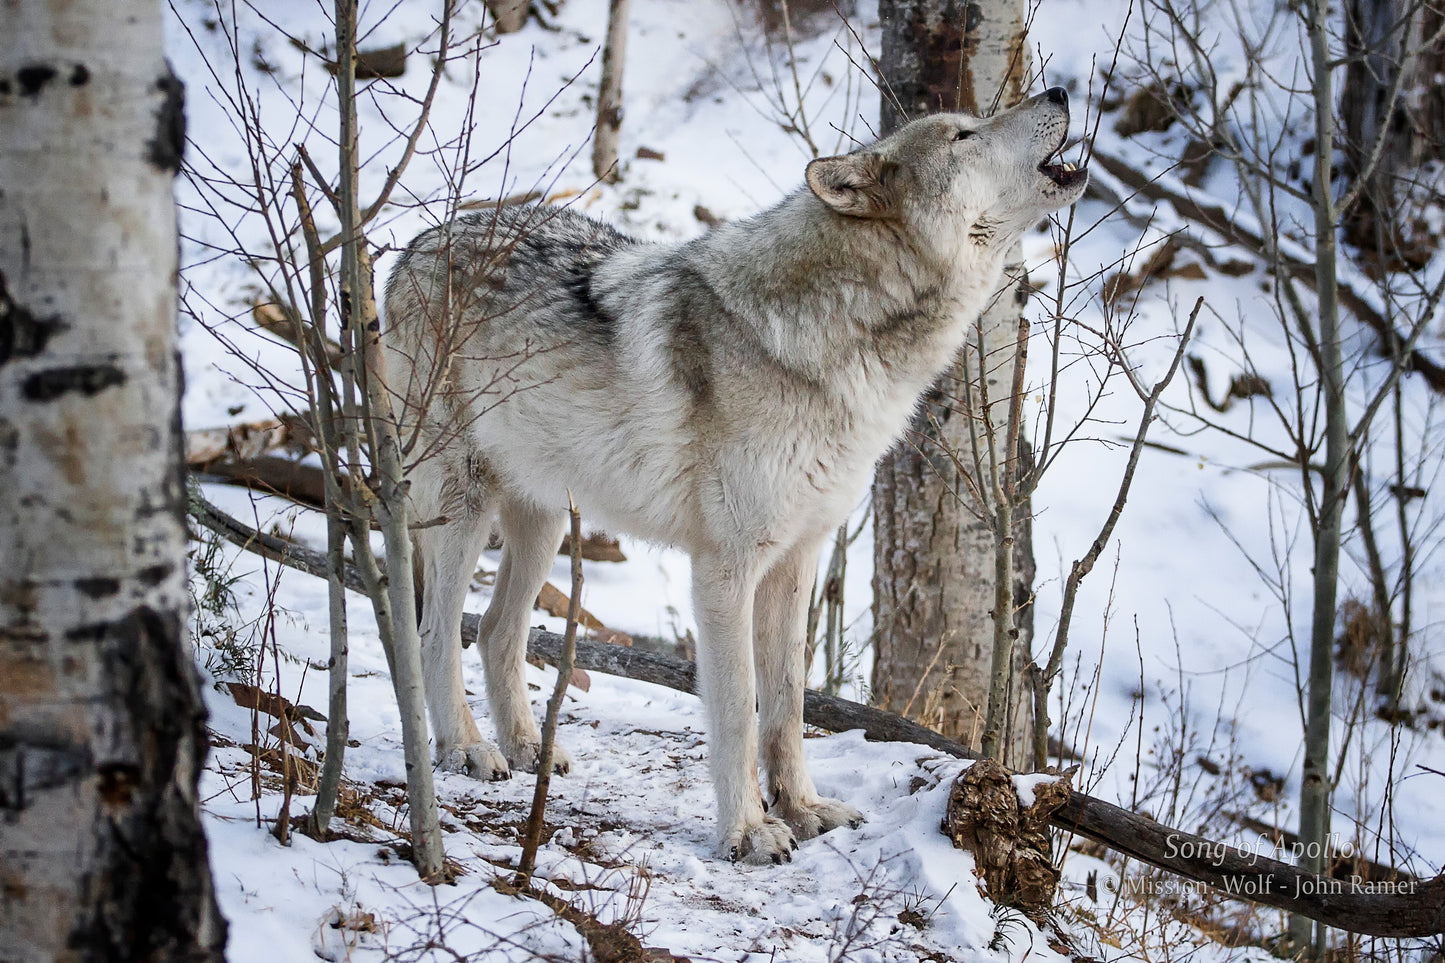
{"left": 384, "top": 87, "right": 1087, "bottom": 864}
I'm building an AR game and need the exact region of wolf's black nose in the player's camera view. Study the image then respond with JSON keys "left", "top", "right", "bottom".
{"left": 1045, "top": 86, "right": 1068, "bottom": 106}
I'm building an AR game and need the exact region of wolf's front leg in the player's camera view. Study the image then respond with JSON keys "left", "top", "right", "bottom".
{"left": 692, "top": 555, "right": 797, "bottom": 864}
{"left": 753, "top": 538, "right": 864, "bottom": 840}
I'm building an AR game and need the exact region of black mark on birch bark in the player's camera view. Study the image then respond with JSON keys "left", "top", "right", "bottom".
{"left": 75, "top": 576, "right": 122, "bottom": 599}
{"left": 16, "top": 64, "right": 58, "bottom": 97}
{"left": 0, "top": 737, "right": 91, "bottom": 812}
{"left": 22, "top": 363, "right": 126, "bottom": 401}
{"left": 146, "top": 68, "right": 187, "bottom": 173}
{"left": 97, "top": 762, "right": 141, "bottom": 805}
{"left": 68, "top": 606, "right": 225, "bottom": 958}
{"left": 0, "top": 270, "right": 67, "bottom": 365}
{"left": 138, "top": 563, "right": 174, "bottom": 587}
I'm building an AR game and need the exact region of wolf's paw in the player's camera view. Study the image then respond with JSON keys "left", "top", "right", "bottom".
{"left": 773, "top": 794, "right": 865, "bottom": 841}
{"left": 437, "top": 742, "right": 511, "bottom": 781}
{"left": 721, "top": 815, "right": 798, "bottom": 866}
{"left": 503, "top": 738, "right": 572, "bottom": 776}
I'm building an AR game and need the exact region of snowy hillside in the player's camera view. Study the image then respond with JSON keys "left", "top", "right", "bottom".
{"left": 166, "top": 0, "right": 1444, "bottom": 959}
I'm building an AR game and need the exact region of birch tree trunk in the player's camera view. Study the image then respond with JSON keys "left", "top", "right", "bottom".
{"left": 0, "top": 2, "right": 226, "bottom": 958}
{"left": 592, "top": 0, "right": 631, "bottom": 183}
{"left": 871, "top": 0, "right": 1036, "bottom": 765}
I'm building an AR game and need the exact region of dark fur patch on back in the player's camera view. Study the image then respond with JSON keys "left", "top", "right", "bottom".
{"left": 564, "top": 267, "right": 616, "bottom": 331}
{"left": 670, "top": 312, "right": 712, "bottom": 403}
{"left": 665, "top": 264, "right": 717, "bottom": 405}
{"left": 512, "top": 213, "right": 631, "bottom": 345}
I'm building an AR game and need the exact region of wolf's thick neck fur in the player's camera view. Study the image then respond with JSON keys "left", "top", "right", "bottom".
{"left": 680, "top": 189, "right": 1010, "bottom": 397}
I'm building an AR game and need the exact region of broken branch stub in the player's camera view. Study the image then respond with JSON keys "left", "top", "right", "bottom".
{"left": 943, "top": 759, "right": 1073, "bottom": 923}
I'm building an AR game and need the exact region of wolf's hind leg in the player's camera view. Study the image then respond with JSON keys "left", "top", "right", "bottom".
{"left": 412, "top": 465, "right": 509, "bottom": 780}
{"left": 754, "top": 537, "right": 864, "bottom": 841}
{"left": 478, "top": 495, "right": 571, "bottom": 775}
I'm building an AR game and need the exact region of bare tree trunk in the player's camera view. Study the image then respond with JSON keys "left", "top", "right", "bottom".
{"left": 1340, "top": 0, "right": 1445, "bottom": 260}
{"left": 486, "top": 0, "right": 529, "bottom": 33}
{"left": 592, "top": 0, "right": 631, "bottom": 183}
{"left": 335, "top": 0, "right": 445, "bottom": 880}
{"left": 0, "top": 2, "right": 226, "bottom": 958}
{"left": 518, "top": 504, "right": 583, "bottom": 886}
{"left": 1290, "top": 0, "right": 1349, "bottom": 955}
{"left": 871, "top": 0, "right": 1035, "bottom": 765}
{"left": 1338, "top": 0, "right": 1444, "bottom": 722}
{"left": 291, "top": 160, "right": 353, "bottom": 839}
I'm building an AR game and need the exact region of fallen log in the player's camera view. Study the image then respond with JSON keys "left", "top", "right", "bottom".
{"left": 190, "top": 494, "right": 631, "bottom": 647}
{"left": 347, "top": 42, "right": 407, "bottom": 80}
{"left": 185, "top": 415, "right": 314, "bottom": 467}
{"left": 187, "top": 415, "right": 337, "bottom": 510}
{"left": 191, "top": 496, "right": 1445, "bottom": 938}
{"left": 196, "top": 455, "right": 335, "bottom": 510}
{"left": 189, "top": 492, "right": 362, "bottom": 586}
{"left": 532, "top": 581, "right": 632, "bottom": 646}
{"left": 250, "top": 301, "right": 344, "bottom": 366}
{"left": 192, "top": 455, "right": 626, "bottom": 562}
{"left": 560, "top": 531, "right": 627, "bottom": 563}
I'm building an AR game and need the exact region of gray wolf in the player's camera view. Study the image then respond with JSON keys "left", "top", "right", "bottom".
{"left": 383, "top": 87, "right": 1087, "bottom": 865}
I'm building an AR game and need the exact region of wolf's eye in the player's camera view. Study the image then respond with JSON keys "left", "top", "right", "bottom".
{"left": 953, "top": 128, "right": 975, "bottom": 141}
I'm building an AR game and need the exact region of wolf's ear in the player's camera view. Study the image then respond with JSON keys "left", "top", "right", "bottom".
{"left": 805, "top": 152, "right": 895, "bottom": 218}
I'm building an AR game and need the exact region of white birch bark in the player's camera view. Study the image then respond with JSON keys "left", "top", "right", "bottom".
{"left": 871, "top": 0, "right": 1035, "bottom": 766}
{"left": 592, "top": 0, "right": 631, "bottom": 183}
{"left": 0, "top": 1, "right": 225, "bottom": 957}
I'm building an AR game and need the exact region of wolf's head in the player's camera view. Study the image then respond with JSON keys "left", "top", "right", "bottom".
{"left": 804, "top": 88, "right": 1087, "bottom": 254}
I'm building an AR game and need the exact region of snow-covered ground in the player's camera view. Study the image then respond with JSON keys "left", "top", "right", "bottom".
{"left": 167, "top": 0, "right": 1444, "bottom": 958}
{"left": 200, "top": 483, "right": 1039, "bottom": 961}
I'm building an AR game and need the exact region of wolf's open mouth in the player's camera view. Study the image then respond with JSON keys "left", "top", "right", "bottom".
{"left": 1039, "top": 127, "right": 1087, "bottom": 188}
{"left": 1039, "top": 158, "right": 1087, "bottom": 188}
